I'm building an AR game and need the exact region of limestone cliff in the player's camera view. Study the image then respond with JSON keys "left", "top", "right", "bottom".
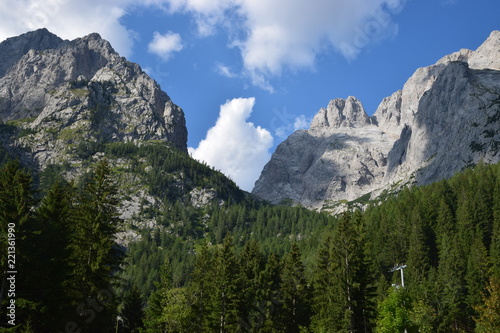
{"left": 0, "top": 28, "right": 187, "bottom": 171}
{"left": 253, "top": 31, "right": 500, "bottom": 211}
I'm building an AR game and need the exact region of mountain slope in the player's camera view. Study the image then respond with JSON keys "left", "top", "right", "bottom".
{"left": 0, "top": 29, "right": 244, "bottom": 236}
{"left": 0, "top": 28, "right": 187, "bottom": 161}
{"left": 253, "top": 30, "right": 500, "bottom": 210}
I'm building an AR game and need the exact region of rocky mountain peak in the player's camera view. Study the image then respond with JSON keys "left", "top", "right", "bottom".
{"left": 0, "top": 29, "right": 188, "bottom": 170}
{"left": 469, "top": 30, "right": 500, "bottom": 70}
{"left": 310, "top": 96, "right": 372, "bottom": 131}
{"left": 0, "top": 28, "right": 64, "bottom": 77}
{"left": 253, "top": 30, "right": 500, "bottom": 211}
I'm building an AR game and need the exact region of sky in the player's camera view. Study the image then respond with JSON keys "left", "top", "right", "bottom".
{"left": 0, "top": 0, "right": 499, "bottom": 191}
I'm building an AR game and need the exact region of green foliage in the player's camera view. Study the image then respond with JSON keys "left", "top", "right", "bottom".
{"left": 376, "top": 287, "right": 414, "bottom": 333}
{"left": 2, "top": 149, "right": 500, "bottom": 331}
{"left": 311, "top": 212, "right": 376, "bottom": 332}
{"left": 474, "top": 276, "right": 500, "bottom": 332}
{"left": 120, "top": 285, "right": 144, "bottom": 333}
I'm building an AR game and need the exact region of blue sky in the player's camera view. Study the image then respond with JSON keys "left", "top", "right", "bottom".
{"left": 1, "top": 0, "right": 499, "bottom": 191}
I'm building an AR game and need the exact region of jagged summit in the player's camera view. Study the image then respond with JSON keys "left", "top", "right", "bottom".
{"left": 253, "top": 30, "right": 500, "bottom": 210}
{"left": 310, "top": 96, "right": 372, "bottom": 130}
{"left": 0, "top": 29, "right": 188, "bottom": 170}
{"left": 0, "top": 28, "right": 64, "bottom": 77}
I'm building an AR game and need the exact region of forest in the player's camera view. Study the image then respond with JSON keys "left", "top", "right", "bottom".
{"left": 0, "top": 148, "right": 499, "bottom": 332}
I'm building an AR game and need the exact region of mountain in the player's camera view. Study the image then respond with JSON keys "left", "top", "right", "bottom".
{"left": 253, "top": 30, "right": 500, "bottom": 211}
{"left": 0, "top": 29, "right": 242, "bottom": 237}
{"left": 0, "top": 28, "right": 187, "bottom": 157}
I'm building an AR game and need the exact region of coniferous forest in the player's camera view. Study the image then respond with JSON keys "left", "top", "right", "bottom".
{"left": 0, "top": 147, "right": 500, "bottom": 332}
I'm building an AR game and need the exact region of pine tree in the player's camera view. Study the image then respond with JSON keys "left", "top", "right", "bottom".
{"left": 325, "top": 212, "right": 376, "bottom": 333}
{"left": 120, "top": 285, "right": 144, "bottom": 333}
{"left": 474, "top": 275, "right": 500, "bottom": 332}
{"left": 210, "top": 235, "right": 243, "bottom": 333}
{"left": 279, "top": 243, "right": 311, "bottom": 333}
{"left": 68, "top": 159, "right": 123, "bottom": 332}
{"left": 0, "top": 160, "right": 39, "bottom": 327}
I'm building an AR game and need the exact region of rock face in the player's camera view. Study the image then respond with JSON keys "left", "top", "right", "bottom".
{"left": 0, "top": 28, "right": 187, "bottom": 169}
{"left": 253, "top": 30, "right": 500, "bottom": 210}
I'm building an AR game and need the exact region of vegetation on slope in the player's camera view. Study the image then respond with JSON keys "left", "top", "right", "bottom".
{"left": 1, "top": 142, "right": 500, "bottom": 332}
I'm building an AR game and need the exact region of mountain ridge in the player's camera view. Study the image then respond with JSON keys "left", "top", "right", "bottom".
{"left": 0, "top": 28, "right": 188, "bottom": 165}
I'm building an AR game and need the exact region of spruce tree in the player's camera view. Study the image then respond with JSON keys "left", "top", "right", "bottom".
{"left": 68, "top": 159, "right": 123, "bottom": 332}
{"left": 260, "top": 252, "right": 283, "bottom": 332}
{"left": 120, "top": 285, "right": 144, "bottom": 333}
{"left": 326, "top": 212, "right": 376, "bottom": 333}
{"left": 279, "top": 243, "right": 311, "bottom": 333}
{"left": 210, "top": 235, "right": 242, "bottom": 333}
{"left": 238, "top": 240, "right": 266, "bottom": 332}
{"left": 189, "top": 243, "right": 215, "bottom": 332}
{"left": 311, "top": 234, "right": 338, "bottom": 332}
{"left": 32, "top": 180, "right": 75, "bottom": 330}
{"left": 0, "top": 160, "right": 39, "bottom": 327}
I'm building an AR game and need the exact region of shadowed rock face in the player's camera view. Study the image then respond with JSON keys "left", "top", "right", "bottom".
{"left": 0, "top": 28, "right": 187, "bottom": 170}
{"left": 253, "top": 31, "right": 500, "bottom": 210}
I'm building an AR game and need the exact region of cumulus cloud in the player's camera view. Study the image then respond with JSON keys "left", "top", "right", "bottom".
{"left": 148, "top": 31, "right": 184, "bottom": 60}
{"left": 0, "top": 0, "right": 408, "bottom": 89}
{"left": 160, "top": 0, "right": 407, "bottom": 88}
{"left": 273, "top": 112, "right": 311, "bottom": 140}
{"left": 189, "top": 98, "right": 273, "bottom": 192}
{"left": 215, "top": 62, "right": 237, "bottom": 78}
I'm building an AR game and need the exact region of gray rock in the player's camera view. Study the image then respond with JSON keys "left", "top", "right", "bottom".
{"left": 0, "top": 29, "right": 188, "bottom": 170}
{"left": 253, "top": 30, "right": 500, "bottom": 210}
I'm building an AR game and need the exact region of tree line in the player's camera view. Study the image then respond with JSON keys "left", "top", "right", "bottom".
{"left": 138, "top": 162, "right": 500, "bottom": 332}
{"left": 1, "top": 151, "right": 500, "bottom": 332}
{"left": 0, "top": 159, "right": 123, "bottom": 332}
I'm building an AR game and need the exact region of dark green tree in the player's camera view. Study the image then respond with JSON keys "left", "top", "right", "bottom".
{"left": 238, "top": 240, "right": 267, "bottom": 332}
{"left": 0, "top": 160, "right": 39, "bottom": 327}
{"left": 68, "top": 159, "right": 124, "bottom": 332}
{"left": 210, "top": 235, "right": 243, "bottom": 333}
{"left": 319, "top": 212, "right": 376, "bottom": 333}
{"left": 120, "top": 285, "right": 144, "bottom": 333}
{"left": 189, "top": 243, "right": 216, "bottom": 332}
{"left": 279, "top": 243, "right": 311, "bottom": 333}
{"left": 31, "top": 180, "right": 75, "bottom": 330}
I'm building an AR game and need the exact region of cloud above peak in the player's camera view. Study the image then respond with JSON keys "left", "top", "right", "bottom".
{"left": 164, "top": 0, "right": 407, "bottom": 88}
{"left": 0, "top": 0, "right": 407, "bottom": 89}
{"left": 148, "top": 31, "right": 184, "bottom": 61}
{"left": 188, "top": 97, "right": 273, "bottom": 192}
{"left": 0, "top": 0, "right": 135, "bottom": 57}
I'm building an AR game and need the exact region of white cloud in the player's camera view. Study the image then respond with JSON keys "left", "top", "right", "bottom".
{"left": 159, "top": 0, "right": 408, "bottom": 88}
{"left": 148, "top": 31, "right": 184, "bottom": 60}
{"left": 189, "top": 97, "right": 273, "bottom": 191}
{"left": 215, "top": 63, "right": 237, "bottom": 78}
{"left": 294, "top": 115, "right": 311, "bottom": 131}
{"left": 273, "top": 114, "right": 311, "bottom": 140}
{"left": 0, "top": 0, "right": 408, "bottom": 89}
